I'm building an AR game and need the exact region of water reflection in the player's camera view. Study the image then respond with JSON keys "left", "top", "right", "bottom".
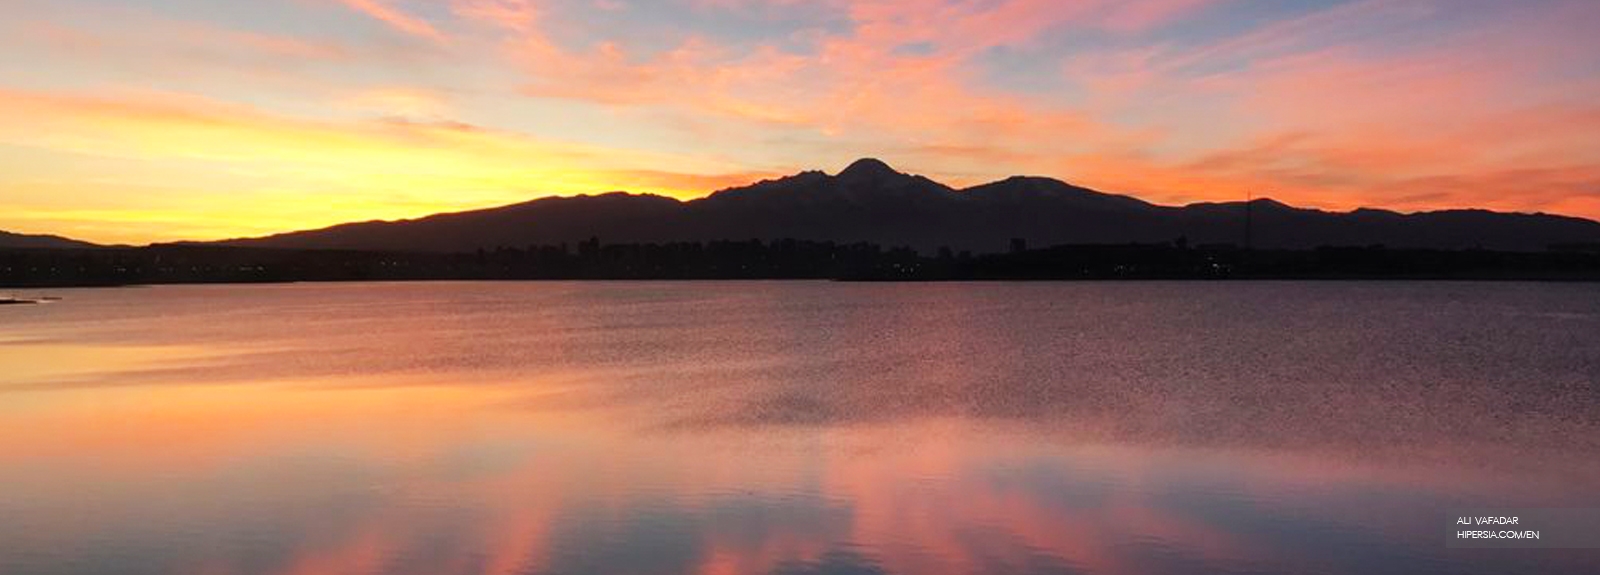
{"left": 2, "top": 282, "right": 1598, "bottom": 574}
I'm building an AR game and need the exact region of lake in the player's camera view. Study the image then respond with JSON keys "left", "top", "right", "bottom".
{"left": 2, "top": 281, "right": 1598, "bottom": 574}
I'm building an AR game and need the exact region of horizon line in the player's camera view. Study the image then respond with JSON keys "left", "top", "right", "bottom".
{"left": 7, "top": 157, "right": 1600, "bottom": 247}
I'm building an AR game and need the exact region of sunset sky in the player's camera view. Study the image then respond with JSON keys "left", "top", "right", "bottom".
{"left": 2, "top": 0, "right": 1599, "bottom": 244}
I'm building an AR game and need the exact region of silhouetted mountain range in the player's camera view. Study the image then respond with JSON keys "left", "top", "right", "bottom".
{"left": 0, "top": 230, "right": 100, "bottom": 250}
{"left": 209, "top": 159, "right": 1600, "bottom": 254}
{"left": 8, "top": 159, "right": 1600, "bottom": 287}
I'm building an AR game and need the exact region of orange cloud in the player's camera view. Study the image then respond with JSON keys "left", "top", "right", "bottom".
{"left": 499, "top": 1, "right": 1132, "bottom": 159}
{"left": 0, "top": 88, "right": 761, "bottom": 242}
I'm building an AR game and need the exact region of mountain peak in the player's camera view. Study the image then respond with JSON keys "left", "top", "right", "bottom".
{"left": 837, "top": 158, "right": 900, "bottom": 180}
{"left": 198, "top": 160, "right": 1600, "bottom": 254}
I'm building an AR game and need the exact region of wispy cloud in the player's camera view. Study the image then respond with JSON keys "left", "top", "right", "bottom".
{"left": 334, "top": 0, "right": 448, "bottom": 42}
{"left": 0, "top": 88, "right": 759, "bottom": 242}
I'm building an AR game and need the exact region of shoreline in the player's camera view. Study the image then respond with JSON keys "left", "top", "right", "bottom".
{"left": 6, "top": 243, "right": 1598, "bottom": 288}
{"left": 6, "top": 274, "right": 1600, "bottom": 290}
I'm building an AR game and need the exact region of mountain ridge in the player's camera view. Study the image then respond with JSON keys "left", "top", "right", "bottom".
{"left": 0, "top": 230, "right": 101, "bottom": 250}
{"left": 205, "top": 158, "right": 1600, "bottom": 254}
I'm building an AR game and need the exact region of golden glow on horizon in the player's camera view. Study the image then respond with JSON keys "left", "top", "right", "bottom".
{"left": 0, "top": 89, "right": 770, "bottom": 243}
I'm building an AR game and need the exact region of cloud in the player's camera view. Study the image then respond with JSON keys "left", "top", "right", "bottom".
{"left": 0, "top": 88, "right": 761, "bottom": 242}
{"left": 452, "top": 0, "right": 542, "bottom": 31}
{"left": 334, "top": 0, "right": 448, "bottom": 42}
{"left": 340, "top": 87, "right": 457, "bottom": 117}
{"left": 497, "top": 0, "right": 1153, "bottom": 159}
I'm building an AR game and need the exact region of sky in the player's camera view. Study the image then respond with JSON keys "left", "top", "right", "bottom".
{"left": 1, "top": 0, "right": 1599, "bottom": 244}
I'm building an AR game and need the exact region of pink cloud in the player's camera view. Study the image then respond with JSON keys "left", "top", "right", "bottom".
{"left": 334, "top": 0, "right": 447, "bottom": 42}
{"left": 452, "top": 0, "right": 542, "bottom": 31}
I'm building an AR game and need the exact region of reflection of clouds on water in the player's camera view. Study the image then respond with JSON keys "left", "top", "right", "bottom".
{"left": 3, "top": 282, "right": 1600, "bottom": 574}
{"left": 3, "top": 389, "right": 1597, "bottom": 574}
{"left": 770, "top": 551, "right": 891, "bottom": 575}
{"left": 0, "top": 341, "right": 231, "bottom": 391}
{"left": 536, "top": 493, "right": 856, "bottom": 575}
{"left": 12, "top": 282, "right": 1599, "bottom": 459}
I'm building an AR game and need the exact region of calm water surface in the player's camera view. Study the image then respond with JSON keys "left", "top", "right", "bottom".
{"left": 2, "top": 281, "right": 1599, "bottom": 574}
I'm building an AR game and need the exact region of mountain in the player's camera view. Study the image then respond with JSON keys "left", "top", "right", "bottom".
{"left": 0, "top": 230, "right": 99, "bottom": 249}
{"left": 215, "top": 158, "right": 1600, "bottom": 253}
